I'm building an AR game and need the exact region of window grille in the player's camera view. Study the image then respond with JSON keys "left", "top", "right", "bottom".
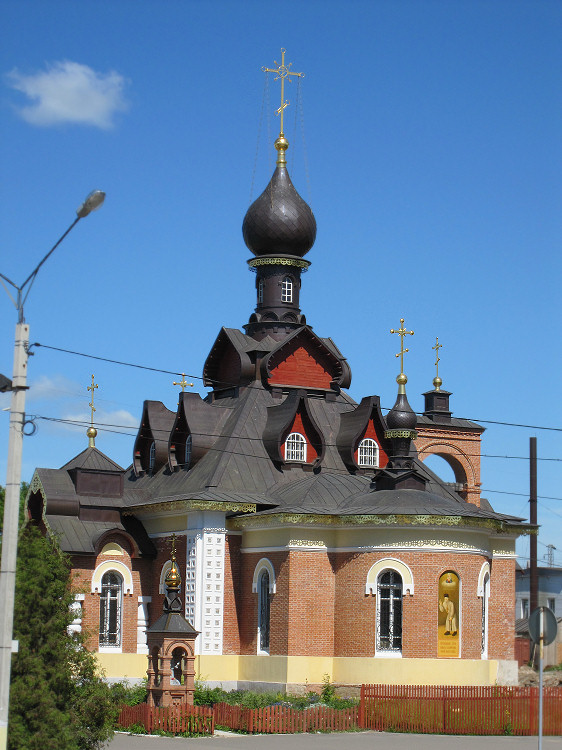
{"left": 481, "top": 573, "right": 489, "bottom": 656}
{"left": 185, "top": 434, "right": 192, "bottom": 468}
{"left": 257, "top": 278, "right": 264, "bottom": 303}
{"left": 281, "top": 277, "right": 293, "bottom": 303}
{"left": 376, "top": 570, "right": 402, "bottom": 652}
{"left": 285, "top": 432, "right": 306, "bottom": 462}
{"left": 99, "top": 571, "right": 123, "bottom": 647}
{"left": 258, "top": 570, "right": 270, "bottom": 652}
{"left": 358, "top": 438, "right": 379, "bottom": 468}
{"left": 149, "top": 441, "right": 156, "bottom": 473}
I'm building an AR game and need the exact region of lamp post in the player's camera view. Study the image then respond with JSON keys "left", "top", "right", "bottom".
{"left": 0, "top": 190, "right": 105, "bottom": 750}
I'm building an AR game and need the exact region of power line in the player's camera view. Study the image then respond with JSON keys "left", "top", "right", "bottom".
{"left": 30, "top": 340, "right": 562, "bottom": 433}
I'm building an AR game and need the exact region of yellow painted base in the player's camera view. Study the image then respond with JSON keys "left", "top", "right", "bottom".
{"left": 93, "top": 651, "right": 512, "bottom": 688}
{"left": 95, "top": 652, "right": 148, "bottom": 679}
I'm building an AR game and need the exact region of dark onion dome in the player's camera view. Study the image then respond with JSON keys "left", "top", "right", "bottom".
{"left": 242, "top": 159, "right": 316, "bottom": 258}
{"left": 386, "top": 374, "right": 417, "bottom": 432}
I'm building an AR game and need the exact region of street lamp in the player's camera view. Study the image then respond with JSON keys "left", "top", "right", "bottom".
{"left": 0, "top": 190, "right": 105, "bottom": 750}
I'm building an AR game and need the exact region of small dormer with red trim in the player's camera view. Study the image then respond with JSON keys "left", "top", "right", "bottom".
{"left": 263, "top": 390, "right": 325, "bottom": 470}
{"left": 337, "top": 396, "right": 391, "bottom": 473}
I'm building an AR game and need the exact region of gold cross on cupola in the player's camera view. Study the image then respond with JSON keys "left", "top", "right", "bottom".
{"left": 173, "top": 373, "right": 194, "bottom": 392}
{"left": 432, "top": 336, "right": 443, "bottom": 391}
{"left": 87, "top": 374, "right": 98, "bottom": 447}
{"left": 390, "top": 318, "right": 414, "bottom": 376}
{"left": 262, "top": 48, "right": 304, "bottom": 138}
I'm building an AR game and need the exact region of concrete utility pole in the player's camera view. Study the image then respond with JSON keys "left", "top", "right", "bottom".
{"left": 529, "top": 437, "right": 538, "bottom": 615}
{"left": 0, "top": 190, "right": 105, "bottom": 750}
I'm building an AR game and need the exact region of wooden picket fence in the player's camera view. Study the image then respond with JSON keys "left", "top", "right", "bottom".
{"left": 117, "top": 702, "right": 214, "bottom": 735}
{"left": 360, "top": 684, "right": 562, "bottom": 736}
{"left": 117, "top": 685, "right": 562, "bottom": 737}
{"left": 213, "top": 701, "right": 359, "bottom": 733}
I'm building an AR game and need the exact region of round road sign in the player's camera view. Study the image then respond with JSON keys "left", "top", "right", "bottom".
{"left": 528, "top": 606, "right": 558, "bottom": 646}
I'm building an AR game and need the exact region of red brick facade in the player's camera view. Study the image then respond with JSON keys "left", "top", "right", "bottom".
{"left": 416, "top": 426, "right": 482, "bottom": 507}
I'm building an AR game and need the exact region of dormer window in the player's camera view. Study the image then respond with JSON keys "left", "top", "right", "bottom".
{"left": 149, "top": 441, "right": 156, "bottom": 474}
{"left": 358, "top": 438, "right": 379, "bottom": 468}
{"left": 281, "top": 277, "right": 293, "bottom": 303}
{"left": 284, "top": 432, "right": 306, "bottom": 462}
{"left": 257, "top": 278, "right": 264, "bottom": 304}
{"left": 185, "top": 434, "right": 192, "bottom": 468}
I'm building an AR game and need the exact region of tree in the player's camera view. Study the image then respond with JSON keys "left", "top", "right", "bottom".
{"left": 0, "top": 482, "right": 29, "bottom": 536}
{"left": 8, "top": 523, "right": 117, "bottom": 750}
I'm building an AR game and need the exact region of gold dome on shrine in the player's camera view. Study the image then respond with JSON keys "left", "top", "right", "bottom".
{"left": 165, "top": 559, "right": 181, "bottom": 589}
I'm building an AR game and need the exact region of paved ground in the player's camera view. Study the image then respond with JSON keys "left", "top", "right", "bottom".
{"left": 107, "top": 730, "right": 561, "bottom": 750}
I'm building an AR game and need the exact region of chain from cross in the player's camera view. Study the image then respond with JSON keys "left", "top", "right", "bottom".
{"left": 173, "top": 373, "right": 194, "bottom": 392}
{"left": 262, "top": 48, "right": 304, "bottom": 136}
{"left": 87, "top": 374, "right": 98, "bottom": 427}
{"left": 432, "top": 337, "right": 442, "bottom": 378}
{"left": 390, "top": 318, "right": 414, "bottom": 374}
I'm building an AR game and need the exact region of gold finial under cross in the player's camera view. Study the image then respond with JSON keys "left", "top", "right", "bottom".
{"left": 432, "top": 337, "right": 443, "bottom": 391}
{"left": 390, "top": 318, "right": 414, "bottom": 375}
{"left": 262, "top": 48, "right": 304, "bottom": 137}
{"left": 87, "top": 374, "right": 98, "bottom": 447}
{"left": 173, "top": 374, "right": 194, "bottom": 392}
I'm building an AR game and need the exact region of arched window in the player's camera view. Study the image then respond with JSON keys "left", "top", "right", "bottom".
{"left": 358, "top": 438, "right": 379, "bottom": 468}
{"left": 149, "top": 441, "right": 156, "bottom": 474}
{"left": 481, "top": 572, "right": 490, "bottom": 658}
{"left": 99, "top": 571, "right": 123, "bottom": 647}
{"left": 170, "top": 647, "right": 187, "bottom": 685}
{"left": 285, "top": 432, "right": 307, "bottom": 462}
{"left": 376, "top": 570, "right": 402, "bottom": 654}
{"left": 257, "top": 278, "right": 264, "bottom": 304}
{"left": 258, "top": 569, "right": 271, "bottom": 653}
{"left": 185, "top": 434, "right": 192, "bottom": 468}
{"left": 281, "top": 277, "right": 293, "bottom": 303}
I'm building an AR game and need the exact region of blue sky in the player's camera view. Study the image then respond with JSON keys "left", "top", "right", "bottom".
{"left": 1, "top": 0, "right": 561, "bottom": 567}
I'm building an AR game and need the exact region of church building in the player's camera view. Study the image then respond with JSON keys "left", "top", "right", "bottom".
{"left": 26, "top": 52, "right": 532, "bottom": 692}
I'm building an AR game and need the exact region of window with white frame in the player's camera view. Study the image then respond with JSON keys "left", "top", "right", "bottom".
{"left": 376, "top": 570, "right": 403, "bottom": 653}
{"left": 99, "top": 571, "right": 123, "bottom": 647}
{"left": 285, "top": 432, "right": 307, "bottom": 462}
{"left": 258, "top": 569, "right": 271, "bottom": 653}
{"left": 257, "top": 278, "right": 264, "bottom": 304}
{"left": 358, "top": 438, "right": 379, "bottom": 468}
{"left": 149, "top": 441, "right": 156, "bottom": 473}
{"left": 521, "top": 598, "right": 529, "bottom": 619}
{"left": 548, "top": 598, "right": 555, "bottom": 613}
{"left": 281, "top": 277, "right": 293, "bottom": 303}
{"left": 481, "top": 572, "right": 490, "bottom": 657}
{"left": 185, "top": 434, "right": 192, "bottom": 468}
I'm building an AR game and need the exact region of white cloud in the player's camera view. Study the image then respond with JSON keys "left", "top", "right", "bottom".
{"left": 28, "top": 374, "right": 82, "bottom": 402}
{"left": 6, "top": 60, "right": 129, "bottom": 129}
{"left": 61, "top": 408, "right": 138, "bottom": 434}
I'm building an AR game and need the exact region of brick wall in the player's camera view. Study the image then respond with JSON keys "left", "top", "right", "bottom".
{"left": 415, "top": 426, "right": 482, "bottom": 506}
{"left": 71, "top": 531, "right": 153, "bottom": 654}
{"left": 269, "top": 343, "right": 333, "bottom": 389}
{"left": 223, "top": 533, "right": 241, "bottom": 653}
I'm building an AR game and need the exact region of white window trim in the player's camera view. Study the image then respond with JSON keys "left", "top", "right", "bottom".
{"left": 281, "top": 277, "right": 293, "bottom": 303}
{"left": 358, "top": 438, "right": 379, "bottom": 468}
{"left": 92, "top": 560, "right": 133, "bottom": 595}
{"left": 366, "top": 558, "right": 414, "bottom": 595}
{"left": 374, "top": 569, "right": 403, "bottom": 658}
{"left": 99, "top": 570, "right": 124, "bottom": 652}
{"left": 252, "top": 558, "right": 276, "bottom": 594}
{"left": 159, "top": 560, "right": 172, "bottom": 594}
{"left": 285, "top": 432, "right": 307, "bottom": 463}
{"left": 477, "top": 562, "right": 491, "bottom": 598}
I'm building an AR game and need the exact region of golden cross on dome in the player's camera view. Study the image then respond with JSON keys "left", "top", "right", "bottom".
{"left": 390, "top": 318, "right": 414, "bottom": 374}
{"left": 173, "top": 374, "right": 194, "bottom": 392}
{"left": 87, "top": 374, "right": 98, "bottom": 427}
{"left": 432, "top": 337, "right": 442, "bottom": 377}
{"left": 262, "top": 48, "right": 304, "bottom": 136}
